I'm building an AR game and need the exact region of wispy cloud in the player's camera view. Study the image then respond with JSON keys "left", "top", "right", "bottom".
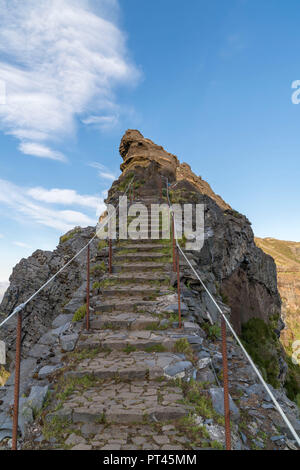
{"left": 0, "top": 0, "right": 139, "bottom": 160}
{"left": 0, "top": 178, "right": 105, "bottom": 232}
{"left": 27, "top": 187, "right": 102, "bottom": 212}
{"left": 13, "top": 241, "right": 31, "bottom": 248}
{"left": 19, "top": 142, "right": 67, "bottom": 162}
{"left": 81, "top": 114, "right": 119, "bottom": 130}
{"left": 89, "top": 162, "right": 117, "bottom": 181}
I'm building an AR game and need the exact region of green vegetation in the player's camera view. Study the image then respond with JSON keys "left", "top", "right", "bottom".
{"left": 60, "top": 227, "right": 81, "bottom": 244}
{"left": 72, "top": 304, "right": 86, "bottom": 322}
{"left": 241, "top": 317, "right": 281, "bottom": 388}
{"left": 174, "top": 338, "right": 196, "bottom": 364}
{"left": 145, "top": 344, "right": 167, "bottom": 353}
{"left": 98, "top": 240, "right": 108, "bottom": 250}
{"left": 42, "top": 415, "right": 72, "bottom": 443}
{"left": 284, "top": 355, "right": 300, "bottom": 408}
{"left": 176, "top": 414, "right": 210, "bottom": 448}
{"left": 202, "top": 323, "right": 221, "bottom": 341}
{"left": 91, "top": 261, "right": 106, "bottom": 276}
{"left": 123, "top": 344, "right": 137, "bottom": 354}
{"left": 92, "top": 281, "right": 101, "bottom": 290}
{"left": 65, "top": 347, "right": 102, "bottom": 364}
{"left": 211, "top": 440, "right": 224, "bottom": 450}
{"left": 177, "top": 378, "right": 225, "bottom": 426}
{"left": 117, "top": 172, "right": 135, "bottom": 192}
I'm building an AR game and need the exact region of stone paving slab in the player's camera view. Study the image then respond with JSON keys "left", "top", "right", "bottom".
{"left": 65, "top": 351, "right": 189, "bottom": 380}
{"left": 77, "top": 329, "right": 190, "bottom": 351}
{"left": 114, "top": 252, "right": 166, "bottom": 259}
{"left": 93, "top": 298, "right": 158, "bottom": 313}
{"left": 90, "top": 314, "right": 160, "bottom": 330}
{"left": 61, "top": 380, "right": 188, "bottom": 425}
{"left": 75, "top": 424, "right": 186, "bottom": 450}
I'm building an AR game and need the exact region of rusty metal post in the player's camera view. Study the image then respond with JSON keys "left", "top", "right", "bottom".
{"left": 221, "top": 316, "right": 231, "bottom": 450}
{"left": 108, "top": 219, "right": 112, "bottom": 275}
{"left": 86, "top": 244, "right": 90, "bottom": 331}
{"left": 176, "top": 247, "right": 182, "bottom": 329}
{"left": 159, "top": 177, "right": 162, "bottom": 200}
{"left": 12, "top": 312, "right": 22, "bottom": 451}
{"left": 172, "top": 215, "right": 176, "bottom": 272}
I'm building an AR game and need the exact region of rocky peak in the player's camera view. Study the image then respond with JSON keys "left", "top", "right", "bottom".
{"left": 119, "top": 129, "right": 179, "bottom": 177}
{"left": 118, "top": 130, "right": 231, "bottom": 211}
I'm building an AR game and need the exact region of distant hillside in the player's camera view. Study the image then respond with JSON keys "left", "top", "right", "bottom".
{"left": 255, "top": 237, "right": 300, "bottom": 353}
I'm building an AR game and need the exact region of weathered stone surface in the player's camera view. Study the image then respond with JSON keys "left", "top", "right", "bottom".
{"left": 27, "top": 385, "right": 49, "bottom": 412}
{"left": 52, "top": 314, "right": 74, "bottom": 329}
{"left": 72, "top": 443, "right": 92, "bottom": 450}
{"left": 164, "top": 361, "right": 193, "bottom": 377}
{"left": 19, "top": 398, "right": 34, "bottom": 437}
{"left": 65, "top": 433, "right": 85, "bottom": 447}
{"left": 209, "top": 387, "right": 240, "bottom": 421}
{"left": 60, "top": 333, "right": 78, "bottom": 352}
{"left": 38, "top": 364, "right": 62, "bottom": 379}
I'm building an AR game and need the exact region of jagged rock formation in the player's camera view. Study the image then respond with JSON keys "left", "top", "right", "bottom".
{"left": 119, "top": 129, "right": 179, "bottom": 178}
{"left": 0, "top": 226, "right": 96, "bottom": 366}
{"left": 118, "top": 129, "right": 231, "bottom": 210}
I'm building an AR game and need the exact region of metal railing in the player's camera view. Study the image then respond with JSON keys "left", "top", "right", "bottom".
{"left": 163, "top": 175, "right": 300, "bottom": 449}
{"left": 0, "top": 176, "right": 134, "bottom": 450}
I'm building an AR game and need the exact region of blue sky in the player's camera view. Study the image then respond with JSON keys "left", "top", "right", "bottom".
{"left": 0, "top": 0, "right": 300, "bottom": 294}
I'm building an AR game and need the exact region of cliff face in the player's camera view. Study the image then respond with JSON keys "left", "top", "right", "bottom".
{"left": 255, "top": 237, "right": 300, "bottom": 352}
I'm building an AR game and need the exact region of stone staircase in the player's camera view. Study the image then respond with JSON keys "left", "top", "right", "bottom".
{"left": 47, "top": 202, "right": 204, "bottom": 449}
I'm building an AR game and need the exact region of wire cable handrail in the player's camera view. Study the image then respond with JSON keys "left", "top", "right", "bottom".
{"left": 163, "top": 176, "right": 300, "bottom": 447}
{"left": 0, "top": 176, "right": 135, "bottom": 330}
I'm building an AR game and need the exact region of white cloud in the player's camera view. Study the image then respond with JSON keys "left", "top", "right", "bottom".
{"left": 0, "top": 234, "right": 3, "bottom": 239}
{"left": 0, "top": 0, "right": 139, "bottom": 160}
{"left": 89, "top": 161, "right": 117, "bottom": 181}
{"left": 19, "top": 142, "right": 67, "bottom": 162}
{"left": 13, "top": 241, "right": 31, "bottom": 248}
{"left": 82, "top": 114, "right": 119, "bottom": 130}
{"left": 27, "top": 187, "right": 100, "bottom": 210}
{"left": 0, "top": 178, "right": 105, "bottom": 232}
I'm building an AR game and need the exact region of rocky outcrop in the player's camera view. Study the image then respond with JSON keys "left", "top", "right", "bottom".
{"left": 0, "top": 226, "right": 96, "bottom": 366}
{"left": 119, "top": 129, "right": 179, "bottom": 178}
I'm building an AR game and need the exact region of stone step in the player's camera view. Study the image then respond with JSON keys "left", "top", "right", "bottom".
{"left": 65, "top": 350, "right": 192, "bottom": 381}
{"left": 92, "top": 298, "right": 157, "bottom": 313}
{"left": 113, "top": 263, "right": 166, "bottom": 273}
{"left": 60, "top": 380, "right": 188, "bottom": 424}
{"left": 90, "top": 314, "right": 160, "bottom": 330}
{"left": 114, "top": 252, "right": 169, "bottom": 259}
{"left": 77, "top": 329, "right": 186, "bottom": 352}
{"left": 103, "top": 272, "right": 168, "bottom": 283}
{"left": 118, "top": 239, "right": 168, "bottom": 245}
{"left": 115, "top": 244, "right": 168, "bottom": 252}
{"left": 101, "top": 286, "right": 167, "bottom": 298}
